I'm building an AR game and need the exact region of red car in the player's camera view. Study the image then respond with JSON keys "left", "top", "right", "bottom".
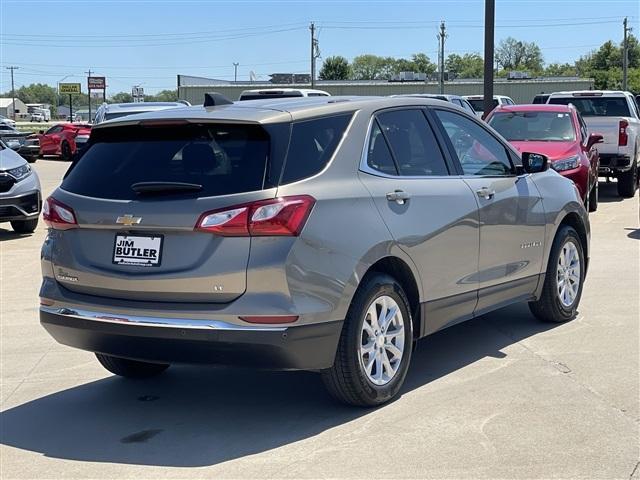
{"left": 38, "top": 123, "right": 91, "bottom": 161}
{"left": 487, "top": 104, "right": 603, "bottom": 212}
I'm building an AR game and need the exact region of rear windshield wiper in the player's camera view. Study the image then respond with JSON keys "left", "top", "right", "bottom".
{"left": 131, "top": 181, "right": 203, "bottom": 195}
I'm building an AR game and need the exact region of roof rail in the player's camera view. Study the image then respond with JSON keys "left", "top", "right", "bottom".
{"left": 204, "top": 92, "right": 233, "bottom": 107}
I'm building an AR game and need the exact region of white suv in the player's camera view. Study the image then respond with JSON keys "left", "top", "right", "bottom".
{"left": 463, "top": 95, "right": 515, "bottom": 118}
{"left": 238, "top": 88, "right": 330, "bottom": 101}
{"left": 548, "top": 90, "right": 640, "bottom": 197}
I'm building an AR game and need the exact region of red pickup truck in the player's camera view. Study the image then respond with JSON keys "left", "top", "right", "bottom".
{"left": 38, "top": 123, "right": 91, "bottom": 160}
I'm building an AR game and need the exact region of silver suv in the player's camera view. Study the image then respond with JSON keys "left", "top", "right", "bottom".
{"left": 40, "top": 97, "right": 589, "bottom": 406}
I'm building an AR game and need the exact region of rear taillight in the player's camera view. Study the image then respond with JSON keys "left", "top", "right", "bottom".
{"left": 195, "top": 195, "right": 315, "bottom": 237}
{"left": 43, "top": 197, "right": 77, "bottom": 230}
{"left": 619, "top": 120, "right": 629, "bottom": 146}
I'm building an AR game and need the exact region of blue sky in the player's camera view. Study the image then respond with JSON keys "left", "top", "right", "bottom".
{"left": 1, "top": 0, "right": 638, "bottom": 94}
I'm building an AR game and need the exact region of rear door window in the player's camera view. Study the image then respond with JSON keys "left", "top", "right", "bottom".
{"left": 280, "top": 113, "right": 352, "bottom": 184}
{"left": 62, "top": 123, "right": 272, "bottom": 200}
{"left": 376, "top": 109, "right": 449, "bottom": 176}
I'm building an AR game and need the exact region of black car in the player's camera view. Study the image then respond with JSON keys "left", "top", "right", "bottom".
{"left": 0, "top": 124, "right": 39, "bottom": 162}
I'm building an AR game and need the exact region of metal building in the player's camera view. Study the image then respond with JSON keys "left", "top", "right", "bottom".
{"left": 178, "top": 77, "right": 594, "bottom": 105}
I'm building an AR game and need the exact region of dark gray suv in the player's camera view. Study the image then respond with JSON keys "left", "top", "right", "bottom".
{"left": 40, "top": 97, "right": 589, "bottom": 406}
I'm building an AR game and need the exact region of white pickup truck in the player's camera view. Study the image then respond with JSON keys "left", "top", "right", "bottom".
{"left": 547, "top": 90, "right": 640, "bottom": 197}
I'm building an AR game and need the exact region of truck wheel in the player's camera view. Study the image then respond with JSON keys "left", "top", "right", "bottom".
{"left": 617, "top": 160, "right": 638, "bottom": 198}
{"left": 95, "top": 353, "right": 169, "bottom": 378}
{"left": 529, "top": 225, "right": 585, "bottom": 323}
{"left": 321, "top": 273, "right": 413, "bottom": 407}
{"left": 10, "top": 218, "right": 38, "bottom": 234}
{"left": 588, "top": 181, "right": 598, "bottom": 212}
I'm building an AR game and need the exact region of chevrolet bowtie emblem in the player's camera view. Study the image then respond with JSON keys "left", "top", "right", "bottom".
{"left": 116, "top": 214, "right": 142, "bottom": 226}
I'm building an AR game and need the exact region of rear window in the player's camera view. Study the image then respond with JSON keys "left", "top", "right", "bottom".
{"left": 62, "top": 124, "right": 271, "bottom": 200}
{"left": 548, "top": 96, "right": 630, "bottom": 117}
{"left": 280, "top": 113, "right": 353, "bottom": 184}
{"left": 488, "top": 111, "right": 576, "bottom": 142}
{"left": 468, "top": 99, "right": 499, "bottom": 112}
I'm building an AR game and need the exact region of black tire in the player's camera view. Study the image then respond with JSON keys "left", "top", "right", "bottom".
{"left": 529, "top": 225, "right": 585, "bottom": 323}
{"left": 95, "top": 353, "right": 169, "bottom": 378}
{"left": 60, "top": 141, "right": 72, "bottom": 161}
{"left": 588, "top": 181, "right": 598, "bottom": 212}
{"left": 321, "top": 273, "right": 413, "bottom": 407}
{"left": 10, "top": 217, "right": 38, "bottom": 233}
{"left": 617, "top": 160, "right": 638, "bottom": 198}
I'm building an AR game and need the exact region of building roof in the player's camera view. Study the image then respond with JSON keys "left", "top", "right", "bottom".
{"left": 0, "top": 98, "right": 24, "bottom": 108}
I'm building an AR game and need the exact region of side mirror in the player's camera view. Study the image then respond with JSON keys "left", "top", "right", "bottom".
{"left": 38, "top": 130, "right": 44, "bottom": 134}
{"left": 521, "top": 152, "right": 549, "bottom": 174}
{"left": 586, "top": 132, "right": 604, "bottom": 150}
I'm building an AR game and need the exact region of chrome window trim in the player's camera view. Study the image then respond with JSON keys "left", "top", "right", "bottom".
{"left": 40, "top": 306, "right": 288, "bottom": 332}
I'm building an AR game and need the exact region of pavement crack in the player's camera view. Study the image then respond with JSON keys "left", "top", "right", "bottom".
{"left": 630, "top": 461, "right": 640, "bottom": 479}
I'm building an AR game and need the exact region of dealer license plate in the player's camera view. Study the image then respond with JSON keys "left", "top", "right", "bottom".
{"left": 113, "top": 234, "right": 163, "bottom": 267}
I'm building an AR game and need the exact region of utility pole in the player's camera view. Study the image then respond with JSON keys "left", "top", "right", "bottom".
{"left": 310, "top": 22, "right": 320, "bottom": 88}
{"left": 483, "top": 0, "right": 495, "bottom": 119}
{"left": 233, "top": 62, "right": 239, "bottom": 83}
{"left": 437, "top": 21, "right": 447, "bottom": 94}
{"left": 623, "top": 17, "right": 632, "bottom": 91}
{"left": 85, "top": 69, "right": 92, "bottom": 122}
{"left": 6, "top": 66, "right": 18, "bottom": 120}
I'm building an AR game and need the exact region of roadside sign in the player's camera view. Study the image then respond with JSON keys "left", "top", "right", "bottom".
{"left": 59, "top": 83, "right": 81, "bottom": 94}
{"left": 132, "top": 86, "right": 144, "bottom": 102}
{"left": 88, "top": 76, "right": 106, "bottom": 90}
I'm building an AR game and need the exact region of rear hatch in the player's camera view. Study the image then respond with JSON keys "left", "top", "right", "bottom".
{"left": 50, "top": 120, "right": 285, "bottom": 303}
{"left": 548, "top": 95, "right": 631, "bottom": 153}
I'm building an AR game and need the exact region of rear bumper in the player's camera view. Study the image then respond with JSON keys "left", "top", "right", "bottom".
{"left": 598, "top": 154, "right": 633, "bottom": 174}
{"left": 40, "top": 306, "right": 342, "bottom": 371}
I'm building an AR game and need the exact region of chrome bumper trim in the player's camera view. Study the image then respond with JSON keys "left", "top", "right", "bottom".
{"left": 40, "top": 306, "right": 287, "bottom": 332}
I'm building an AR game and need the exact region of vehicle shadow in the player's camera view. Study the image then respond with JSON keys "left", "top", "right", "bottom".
{"left": 0, "top": 303, "right": 561, "bottom": 468}
{"left": 596, "top": 180, "right": 627, "bottom": 203}
{"left": 625, "top": 228, "right": 640, "bottom": 240}
{"left": 0, "top": 227, "right": 33, "bottom": 242}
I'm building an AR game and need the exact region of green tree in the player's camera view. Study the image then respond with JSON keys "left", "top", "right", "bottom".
{"left": 319, "top": 56, "right": 351, "bottom": 80}
{"left": 575, "top": 34, "right": 640, "bottom": 91}
{"left": 544, "top": 62, "right": 577, "bottom": 77}
{"left": 495, "top": 37, "right": 544, "bottom": 72}
{"left": 446, "top": 53, "right": 483, "bottom": 78}
{"left": 110, "top": 92, "right": 133, "bottom": 103}
{"left": 351, "top": 54, "right": 397, "bottom": 80}
{"left": 146, "top": 89, "right": 179, "bottom": 102}
{"left": 410, "top": 53, "right": 436, "bottom": 75}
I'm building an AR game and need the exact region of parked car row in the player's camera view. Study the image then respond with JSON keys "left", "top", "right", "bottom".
{"left": 36, "top": 95, "right": 591, "bottom": 407}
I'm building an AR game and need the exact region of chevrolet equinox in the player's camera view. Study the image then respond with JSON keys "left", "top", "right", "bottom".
{"left": 40, "top": 97, "right": 589, "bottom": 406}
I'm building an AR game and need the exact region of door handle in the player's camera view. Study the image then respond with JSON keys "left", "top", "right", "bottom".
{"left": 386, "top": 190, "right": 411, "bottom": 204}
{"left": 476, "top": 187, "right": 495, "bottom": 200}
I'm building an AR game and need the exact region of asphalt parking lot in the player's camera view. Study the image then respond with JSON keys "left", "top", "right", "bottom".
{"left": 0, "top": 159, "right": 638, "bottom": 479}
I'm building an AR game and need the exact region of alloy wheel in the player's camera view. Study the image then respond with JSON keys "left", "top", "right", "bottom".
{"left": 358, "top": 295, "right": 405, "bottom": 386}
{"left": 556, "top": 240, "right": 581, "bottom": 307}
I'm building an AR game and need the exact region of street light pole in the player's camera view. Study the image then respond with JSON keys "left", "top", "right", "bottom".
{"left": 233, "top": 62, "right": 239, "bottom": 83}
{"left": 483, "top": 0, "right": 495, "bottom": 119}
{"left": 6, "top": 66, "right": 18, "bottom": 120}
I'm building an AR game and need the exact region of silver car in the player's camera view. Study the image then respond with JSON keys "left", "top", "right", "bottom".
{"left": 0, "top": 141, "right": 41, "bottom": 233}
{"left": 39, "top": 97, "right": 589, "bottom": 406}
